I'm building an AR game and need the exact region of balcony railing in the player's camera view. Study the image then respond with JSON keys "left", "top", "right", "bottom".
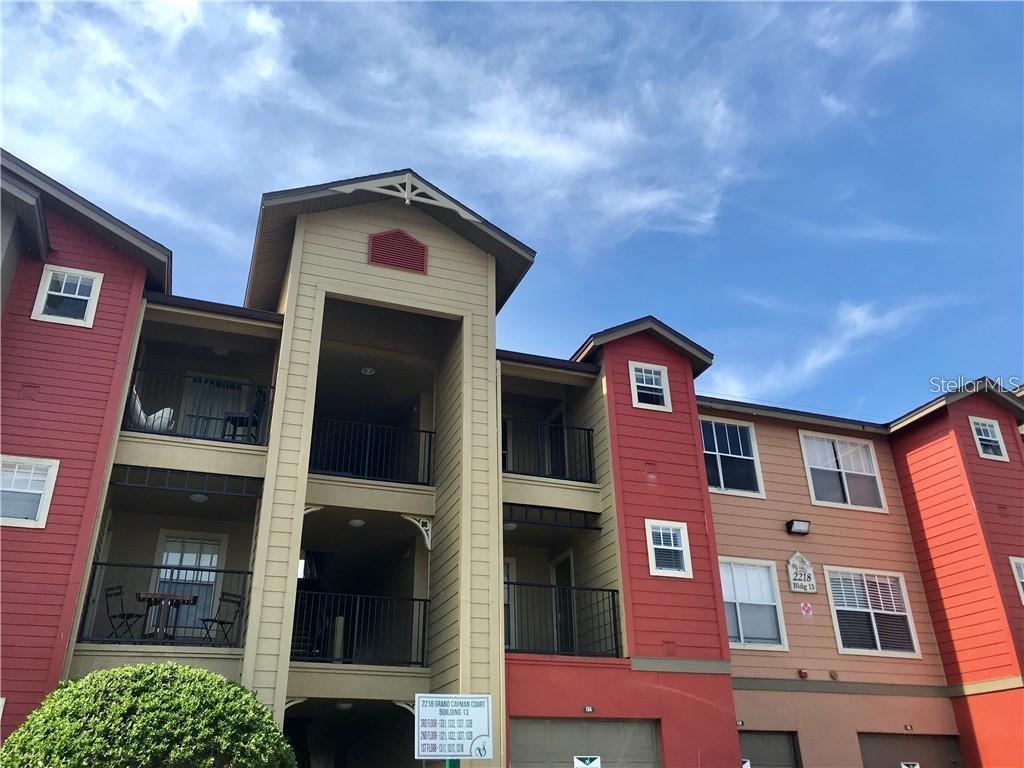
{"left": 309, "top": 417, "right": 434, "bottom": 486}
{"left": 291, "top": 590, "right": 429, "bottom": 666}
{"left": 124, "top": 369, "right": 273, "bottom": 445}
{"left": 78, "top": 562, "right": 252, "bottom": 647}
{"left": 502, "top": 419, "right": 595, "bottom": 483}
{"left": 504, "top": 581, "right": 621, "bottom": 657}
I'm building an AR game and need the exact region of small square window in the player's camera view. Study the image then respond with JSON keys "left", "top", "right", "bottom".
{"left": 629, "top": 361, "right": 672, "bottom": 412}
{"left": 969, "top": 417, "right": 1009, "bottom": 462}
{"left": 31, "top": 265, "right": 104, "bottom": 328}
{"left": 1, "top": 456, "right": 60, "bottom": 528}
{"left": 645, "top": 519, "right": 692, "bottom": 578}
{"left": 1010, "top": 557, "right": 1024, "bottom": 605}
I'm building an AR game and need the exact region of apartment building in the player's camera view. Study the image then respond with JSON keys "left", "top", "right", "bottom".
{"left": 1, "top": 151, "right": 1021, "bottom": 768}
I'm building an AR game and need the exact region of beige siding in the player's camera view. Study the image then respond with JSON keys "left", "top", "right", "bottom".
{"left": 242, "top": 201, "right": 505, "bottom": 759}
{"left": 704, "top": 412, "right": 948, "bottom": 686}
{"left": 567, "top": 367, "right": 625, "bottom": 646}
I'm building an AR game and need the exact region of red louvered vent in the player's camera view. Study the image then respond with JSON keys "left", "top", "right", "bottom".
{"left": 368, "top": 229, "right": 428, "bottom": 274}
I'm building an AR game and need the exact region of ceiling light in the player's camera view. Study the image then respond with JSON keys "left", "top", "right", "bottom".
{"left": 334, "top": 702, "right": 354, "bottom": 711}
{"left": 348, "top": 519, "right": 365, "bottom": 528}
{"left": 502, "top": 522, "right": 517, "bottom": 532}
{"left": 360, "top": 367, "right": 376, "bottom": 376}
{"left": 212, "top": 348, "right": 229, "bottom": 357}
{"left": 189, "top": 493, "right": 209, "bottom": 504}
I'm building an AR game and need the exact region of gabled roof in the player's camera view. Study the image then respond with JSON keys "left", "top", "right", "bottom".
{"left": 888, "top": 377, "right": 1024, "bottom": 431}
{"left": 571, "top": 315, "right": 714, "bottom": 375}
{"left": 244, "top": 169, "right": 535, "bottom": 312}
{"left": 1, "top": 150, "right": 172, "bottom": 292}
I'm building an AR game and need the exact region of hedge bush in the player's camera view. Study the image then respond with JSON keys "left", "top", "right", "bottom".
{"left": 1, "top": 663, "right": 297, "bottom": 768}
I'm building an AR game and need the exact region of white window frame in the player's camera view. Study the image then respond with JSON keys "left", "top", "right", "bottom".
{"left": 701, "top": 416, "right": 766, "bottom": 499}
{"left": 823, "top": 565, "right": 921, "bottom": 658}
{"left": 0, "top": 455, "right": 60, "bottom": 528}
{"left": 1010, "top": 557, "right": 1024, "bottom": 606}
{"left": 968, "top": 416, "right": 1009, "bottom": 462}
{"left": 31, "top": 264, "right": 104, "bottom": 328}
{"left": 719, "top": 556, "right": 789, "bottom": 651}
{"left": 644, "top": 519, "right": 692, "bottom": 578}
{"left": 628, "top": 361, "right": 672, "bottom": 412}
{"left": 798, "top": 430, "right": 888, "bottom": 513}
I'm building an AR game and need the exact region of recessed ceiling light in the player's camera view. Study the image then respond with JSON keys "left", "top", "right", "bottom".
{"left": 334, "top": 701, "right": 354, "bottom": 711}
{"left": 189, "top": 493, "right": 209, "bottom": 504}
{"left": 360, "top": 367, "right": 376, "bottom": 376}
{"left": 212, "top": 348, "right": 229, "bottom": 357}
{"left": 502, "top": 522, "right": 517, "bottom": 532}
{"left": 348, "top": 519, "right": 366, "bottom": 528}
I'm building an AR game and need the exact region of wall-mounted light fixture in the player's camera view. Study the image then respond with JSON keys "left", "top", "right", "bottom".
{"left": 786, "top": 519, "right": 811, "bottom": 535}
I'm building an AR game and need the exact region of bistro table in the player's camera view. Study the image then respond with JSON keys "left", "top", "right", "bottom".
{"left": 136, "top": 592, "right": 198, "bottom": 641}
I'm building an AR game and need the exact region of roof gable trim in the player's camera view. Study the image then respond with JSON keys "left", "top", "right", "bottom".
{"left": 331, "top": 172, "right": 481, "bottom": 223}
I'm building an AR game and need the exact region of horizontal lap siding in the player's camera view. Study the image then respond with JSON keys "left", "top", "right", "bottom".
{"left": 891, "top": 408, "right": 1019, "bottom": 686}
{"left": 247, "top": 200, "right": 500, "bottom": 717}
{"left": 603, "top": 335, "right": 729, "bottom": 661}
{"left": 710, "top": 414, "right": 948, "bottom": 686}
{"left": 0, "top": 211, "right": 144, "bottom": 734}
{"left": 948, "top": 397, "right": 1024, "bottom": 674}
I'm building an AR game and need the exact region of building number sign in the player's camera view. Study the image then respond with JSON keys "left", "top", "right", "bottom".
{"left": 787, "top": 551, "right": 817, "bottom": 593}
{"left": 415, "top": 693, "right": 493, "bottom": 760}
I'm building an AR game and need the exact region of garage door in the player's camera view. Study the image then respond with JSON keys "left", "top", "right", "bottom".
{"left": 858, "top": 733, "right": 961, "bottom": 768}
{"left": 739, "top": 731, "right": 800, "bottom": 768}
{"left": 509, "top": 718, "right": 660, "bottom": 768}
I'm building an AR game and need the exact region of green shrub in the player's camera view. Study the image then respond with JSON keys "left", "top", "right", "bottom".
{"left": 1, "top": 662, "right": 297, "bottom": 768}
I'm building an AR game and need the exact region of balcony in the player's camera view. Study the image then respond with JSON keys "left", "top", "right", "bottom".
{"left": 79, "top": 562, "right": 252, "bottom": 647}
{"left": 124, "top": 369, "right": 273, "bottom": 445}
{"left": 502, "top": 419, "right": 594, "bottom": 483}
{"left": 309, "top": 418, "right": 434, "bottom": 486}
{"left": 290, "top": 591, "right": 429, "bottom": 666}
{"left": 504, "top": 582, "right": 621, "bottom": 657}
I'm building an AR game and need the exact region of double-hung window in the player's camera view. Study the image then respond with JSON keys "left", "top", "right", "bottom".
{"left": 701, "top": 417, "right": 764, "bottom": 496}
{"left": 1, "top": 456, "right": 59, "bottom": 528}
{"left": 969, "top": 417, "right": 1008, "bottom": 461}
{"left": 824, "top": 567, "right": 919, "bottom": 656}
{"left": 1010, "top": 557, "right": 1024, "bottom": 605}
{"left": 800, "top": 431, "right": 885, "bottom": 511}
{"left": 719, "top": 558, "right": 787, "bottom": 649}
{"left": 31, "top": 265, "right": 104, "bottom": 328}
{"left": 629, "top": 361, "right": 672, "bottom": 411}
{"left": 645, "top": 519, "right": 692, "bottom": 578}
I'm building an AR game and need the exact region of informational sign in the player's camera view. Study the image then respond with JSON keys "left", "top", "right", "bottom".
{"left": 740, "top": 760, "right": 752, "bottom": 768}
{"left": 574, "top": 758, "right": 601, "bottom": 768}
{"left": 415, "top": 693, "right": 493, "bottom": 760}
{"left": 800, "top": 602, "right": 813, "bottom": 616}
{"left": 787, "top": 551, "right": 817, "bottom": 593}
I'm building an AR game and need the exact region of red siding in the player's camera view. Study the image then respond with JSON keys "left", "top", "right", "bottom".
{"left": 892, "top": 408, "right": 1020, "bottom": 687}
{"left": 951, "top": 688, "right": 1024, "bottom": 768}
{"left": 506, "top": 655, "right": 741, "bottom": 767}
{"left": 947, "top": 395, "right": 1024, "bottom": 669}
{"left": 0, "top": 211, "right": 145, "bottom": 735}
{"left": 602, "top": 333, "right": 730, "bottom": 661}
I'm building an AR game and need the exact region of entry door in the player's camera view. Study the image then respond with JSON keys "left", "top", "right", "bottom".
{"left": 550, "top": 552, "right": 575, "bottom": 654}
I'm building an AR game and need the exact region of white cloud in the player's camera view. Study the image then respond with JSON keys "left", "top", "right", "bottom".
{"left": 700, "top": 299, "right": 942, "bottom": 402}
{"left": 0, "top": 2, "right": 925, "bottom": 278}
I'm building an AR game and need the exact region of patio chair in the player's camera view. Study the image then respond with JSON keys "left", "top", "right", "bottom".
{"left": 105, "top": 586, "right": 143, "bottom": 640}
{"left": 200, "top": 592, "right": 243, "bottom": 646}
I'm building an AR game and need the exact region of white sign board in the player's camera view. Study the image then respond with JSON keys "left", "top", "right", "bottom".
{"left": 415, "top": 693, "right": 493, "bottom": 760}
{"left": 574, "top": 758, "right": 601, "bottom": 768}
{"left": 787, "top": 551, "right": 817, "bottom": 593}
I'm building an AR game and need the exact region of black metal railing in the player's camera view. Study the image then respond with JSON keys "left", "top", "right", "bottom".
{"left": 291, "top": 590, "right": 429, "bottom": 666}
{"left": 502, "top": 419, "right": 594, "bottom": 483}
{"left": 124, "top": 369, "right": 273, "bottom": 445}
{"left": 309, "top": 417, "right": 434, "bottom": 485}
{"left": 78, "top": 562, "right": 252, "bottom": 647}
{"left": 504, "top": 581, "right": 620, "bottom": 657}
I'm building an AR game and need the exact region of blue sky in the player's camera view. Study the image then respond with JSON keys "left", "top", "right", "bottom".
{"left": 3, "top": 2, "right": 1021, "bottom": 420}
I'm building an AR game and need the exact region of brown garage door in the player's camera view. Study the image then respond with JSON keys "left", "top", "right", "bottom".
{"left": 740, "top": 731, "right": 800, "bottom": 768}
{"left": 509, "top": 718, "right": 660, "bottom": 768}
{"left": 858, "top": 733, "right": 961, "bottom": 768}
